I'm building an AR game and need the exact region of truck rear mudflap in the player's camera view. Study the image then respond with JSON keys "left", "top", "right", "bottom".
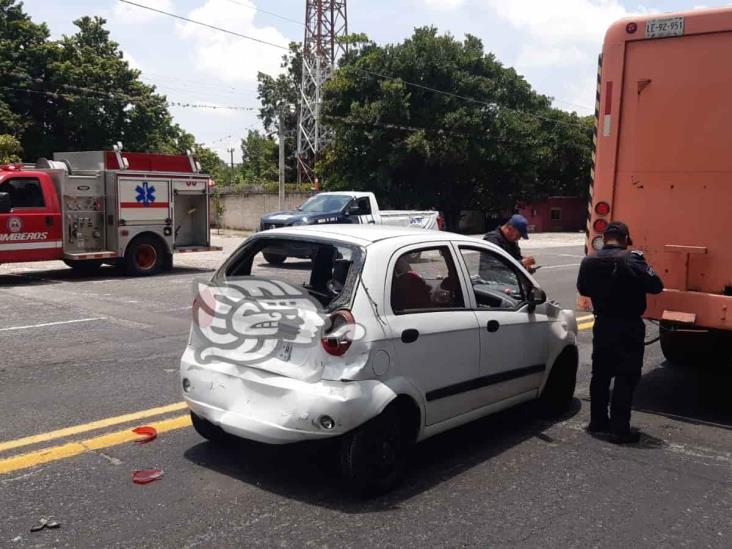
{"left": 646, "top": 290, "right": 732, "bottom": 332}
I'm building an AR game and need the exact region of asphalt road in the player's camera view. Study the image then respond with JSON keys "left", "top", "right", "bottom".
{"left": 1, "top": 235, "right": 730, "bottom": 548}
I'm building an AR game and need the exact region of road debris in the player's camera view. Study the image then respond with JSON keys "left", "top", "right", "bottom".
{"left": 132, "top": 468, "right": 164, "bottom": 484}
{"left": 30, "top": 517, "right": 60, "bottom": 532}
{"left": 132, "top": 426, "right": 158, "bottom": 444}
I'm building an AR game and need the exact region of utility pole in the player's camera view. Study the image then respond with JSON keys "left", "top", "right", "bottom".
{"left": 278, "top": 109, "right": 285, "bottom": 210}
{"left": 227, "top": 147, "right": 235, "bottom": 185}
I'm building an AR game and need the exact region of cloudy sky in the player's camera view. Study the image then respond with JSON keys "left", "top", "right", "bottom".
{"left": 20, "top": 0, "right": 726, "bottom": 159}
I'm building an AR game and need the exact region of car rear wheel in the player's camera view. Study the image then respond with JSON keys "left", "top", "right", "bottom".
{"left": 124, "top": 235, "right": 164, "bottom": 276}
{"left": 190, "top": 412, "right": 229, "bottom": 444}
{"left": 263, "top": 252, "right": 286, "bottom": 265}
{"left": 339, "top": 403, "right": 412, "bottom": 497}
{"left": 539, "top": 348, "right": 578, "bottom": 417}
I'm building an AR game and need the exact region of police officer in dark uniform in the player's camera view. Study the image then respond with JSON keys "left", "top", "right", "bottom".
{"left": 576, "top": 222, "right": 663, "bottom": 443}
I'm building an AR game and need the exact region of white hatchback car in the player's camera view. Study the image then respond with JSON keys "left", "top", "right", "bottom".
{"left": 180, "top": 225, "right": 578, "bottom": 494}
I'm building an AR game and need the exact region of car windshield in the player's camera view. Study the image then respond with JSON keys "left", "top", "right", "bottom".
{"left": 297, "top": 194, "right": 352, "bottom": 213}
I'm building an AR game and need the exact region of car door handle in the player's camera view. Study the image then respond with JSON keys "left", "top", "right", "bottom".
{"left": 368, "top": 220, "right": 375, "bottom": 224}
{"left": 486, "top": 320, "right": 500, "bottom": 333}
{"left": 45, "top": 215, "right": 54, "bottom": 226}
{"left": 401, "top": 329, "right": 419, "bottom": 343}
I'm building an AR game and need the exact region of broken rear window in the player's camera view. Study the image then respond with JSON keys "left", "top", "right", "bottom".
{"left": 217, "top": 236, "right": 364, "bottom": 310}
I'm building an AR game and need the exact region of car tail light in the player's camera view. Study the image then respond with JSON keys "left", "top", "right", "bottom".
{"left": 595, "top": 201, "right": 611, "bottom": 216}
{"left": 592, "top": 236, "right": 604, "bottom": 251}
{"left": 321, "top": 310, "right": 355, "bottom": 356}
{"left": 593, "top": 218, "right": 608, "bottom": 233}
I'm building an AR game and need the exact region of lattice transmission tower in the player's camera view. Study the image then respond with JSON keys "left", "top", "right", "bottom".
{"left": 297, "top": 0, "right": 348, "bottom": 185}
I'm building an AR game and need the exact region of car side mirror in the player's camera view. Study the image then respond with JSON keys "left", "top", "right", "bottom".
{"left": 347, "top": 205, "right": 363, "bottom": 216}
{"left": 527, "top": 287, "right": 547, "bottom": 313}
{"left": 0, "top": 192, "right": 10, "bottom": 214}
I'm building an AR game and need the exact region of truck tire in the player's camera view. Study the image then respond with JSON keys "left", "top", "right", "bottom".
{"left": 190, "top": 412, "right": 229, "bottom": 444}
{"left": 63, "top": 259, "right": 103, "bottom": 275}
{"left": 339, "top": 402, "right": 412, "bottom": 497}
{"left": 539, "top": 347, "right": 578, "bottom": 417}
{"left": 660, "top": 322, "right": 732, "bottom": 366}
{"left": 263, "top": 252, "right": 286, "bottom": 265}
{"left": 124, "top": 235, "right": 165, "bottom": 276}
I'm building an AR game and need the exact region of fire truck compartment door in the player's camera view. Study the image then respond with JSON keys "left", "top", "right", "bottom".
{"left": 172, "top": 179, "right": 208, "bottom": 193}
{"left": 118, "top": 177, "right": 171, "bottom": 225}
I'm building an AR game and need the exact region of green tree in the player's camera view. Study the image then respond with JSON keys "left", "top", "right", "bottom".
{"left": 193, "top": 144, "right": 227, "bottom": 184}
{"left": 320, "top": 27, "right": 591, "bottom": 229}
{"left": 0, "top": 0, "right": 57, "bottom": 157}
{"left": 256, "top": 43, "right": 301, "bottom": 182}
{"left": 240, "top": 130, "right": 278, "bottom": 184}
{"left": 0, "top": 3, "right": 198, "bottom": 159}
{"left": 0, "top": 133, "right": 22, "bottom": 162}
{"left": 47, "top": 16, "right": 189, "bottom": 155}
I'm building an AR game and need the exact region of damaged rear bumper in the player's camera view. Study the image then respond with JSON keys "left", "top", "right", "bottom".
{"left": 180, "top": 348, "right": 396, "bottom": 445}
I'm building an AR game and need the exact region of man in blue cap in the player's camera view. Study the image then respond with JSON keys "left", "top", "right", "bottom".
{"left": 483, "top": 214, "right": 536, "bottom": 272}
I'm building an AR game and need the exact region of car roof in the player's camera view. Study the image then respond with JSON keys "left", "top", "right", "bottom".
{"left": 311, "top": 191, "right": 370, "bottom": 197}
{"left": 256, "top": 224, "right": 482, "bottom": 246}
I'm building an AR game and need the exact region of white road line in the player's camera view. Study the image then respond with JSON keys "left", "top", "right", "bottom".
{"left": 0, "top": 317, "right": 105, "bottom": 332}
{"left": 538, "top": 263, "right": 581, "bottom": 270}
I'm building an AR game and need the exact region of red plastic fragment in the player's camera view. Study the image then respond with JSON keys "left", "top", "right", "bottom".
{"left": 132, "top": 426, "right": 158, "bottom": 444}
{"left": 132, "top": 468, "right": 164, "bottom": 484}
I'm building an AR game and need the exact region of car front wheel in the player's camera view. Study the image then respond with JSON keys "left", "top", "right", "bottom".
{"left": 339, "top": 403, "right": 412, "bottom": 497}
{"left": 539, "top": 348, "right": 578, "bottom": 417}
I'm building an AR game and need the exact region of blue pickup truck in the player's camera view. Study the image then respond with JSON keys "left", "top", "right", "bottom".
{"left": 259, "top": 191, "right": 443, "bottom": 264}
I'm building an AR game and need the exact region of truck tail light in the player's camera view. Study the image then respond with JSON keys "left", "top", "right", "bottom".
{"left": 593, "top": 219, "right": 608, "bottom": 233}
{"left": 595, "top": 202, "right": 611, "bottom": 216}
{"left": 321, "top": 310, "right": 355, "bottom": 356}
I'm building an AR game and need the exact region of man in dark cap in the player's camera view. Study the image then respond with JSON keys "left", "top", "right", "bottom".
{"left": 483, "top": 214, "right": 536, "bottom": 272}
{"left": 577, "top": 221, "right": 663, "bottom": 443}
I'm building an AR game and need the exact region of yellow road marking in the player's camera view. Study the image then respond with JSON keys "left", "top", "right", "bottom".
{"left": 0, "top": 401, "right": 187, "bottom": 454}
{"left": 0, "top": 414, "right": 192, "bottom": 475}
{"left": 576, "top": 314, "right": 595, "bottom": 323}
{"left": 578, "top": 320, "right": 595, "bottom": 331}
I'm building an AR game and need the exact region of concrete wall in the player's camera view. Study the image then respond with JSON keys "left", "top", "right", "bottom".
{"left": 217, "top": 191, "right": 312, "bottom": 231}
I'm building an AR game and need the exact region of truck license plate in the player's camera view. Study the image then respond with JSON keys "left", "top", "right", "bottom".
{"left": 645, "top": 16, "right": 684, "bottom": 38}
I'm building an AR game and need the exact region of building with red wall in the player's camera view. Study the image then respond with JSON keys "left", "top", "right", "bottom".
{"left": 516, "top": 196, "right": 586, "bottom": 233}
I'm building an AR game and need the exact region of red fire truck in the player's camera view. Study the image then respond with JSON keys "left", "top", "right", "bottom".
{"left": 0, "top": 147, "right": 220, "bottom": 276}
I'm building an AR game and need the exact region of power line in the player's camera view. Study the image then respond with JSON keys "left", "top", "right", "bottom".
{"left": 118, "top": 0, "right": 290, "bottom": 51}
{"left": 222, "top": 0, "right": 304, "bottom": 26}
{"left": 0, "top": 85, "right": 257, "bottom": 111}
{"left": 118, "top": 0, "right": 585, "bottom": 130}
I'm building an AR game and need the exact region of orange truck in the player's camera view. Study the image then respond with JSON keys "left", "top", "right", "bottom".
{"left": 582, "top": 7, "right": 732, "bottom": 364}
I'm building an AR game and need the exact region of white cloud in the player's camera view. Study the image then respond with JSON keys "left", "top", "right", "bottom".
{"left": 515, "top": 43, "right": 586, "bottom": 70}
{"left": 112, "top": 0, "right": 176, "bottom": 24}
{"left": 484, "top": 0, "right": 631, "bottom": 48}
{"left": 176, "top": 0, "right": 289, "bottom": 84}
{"left": 481, "top": 1, "right": 654, "bottom": 114}
{"left": 422, "top": 0, "right": 467, "bottom": 10}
